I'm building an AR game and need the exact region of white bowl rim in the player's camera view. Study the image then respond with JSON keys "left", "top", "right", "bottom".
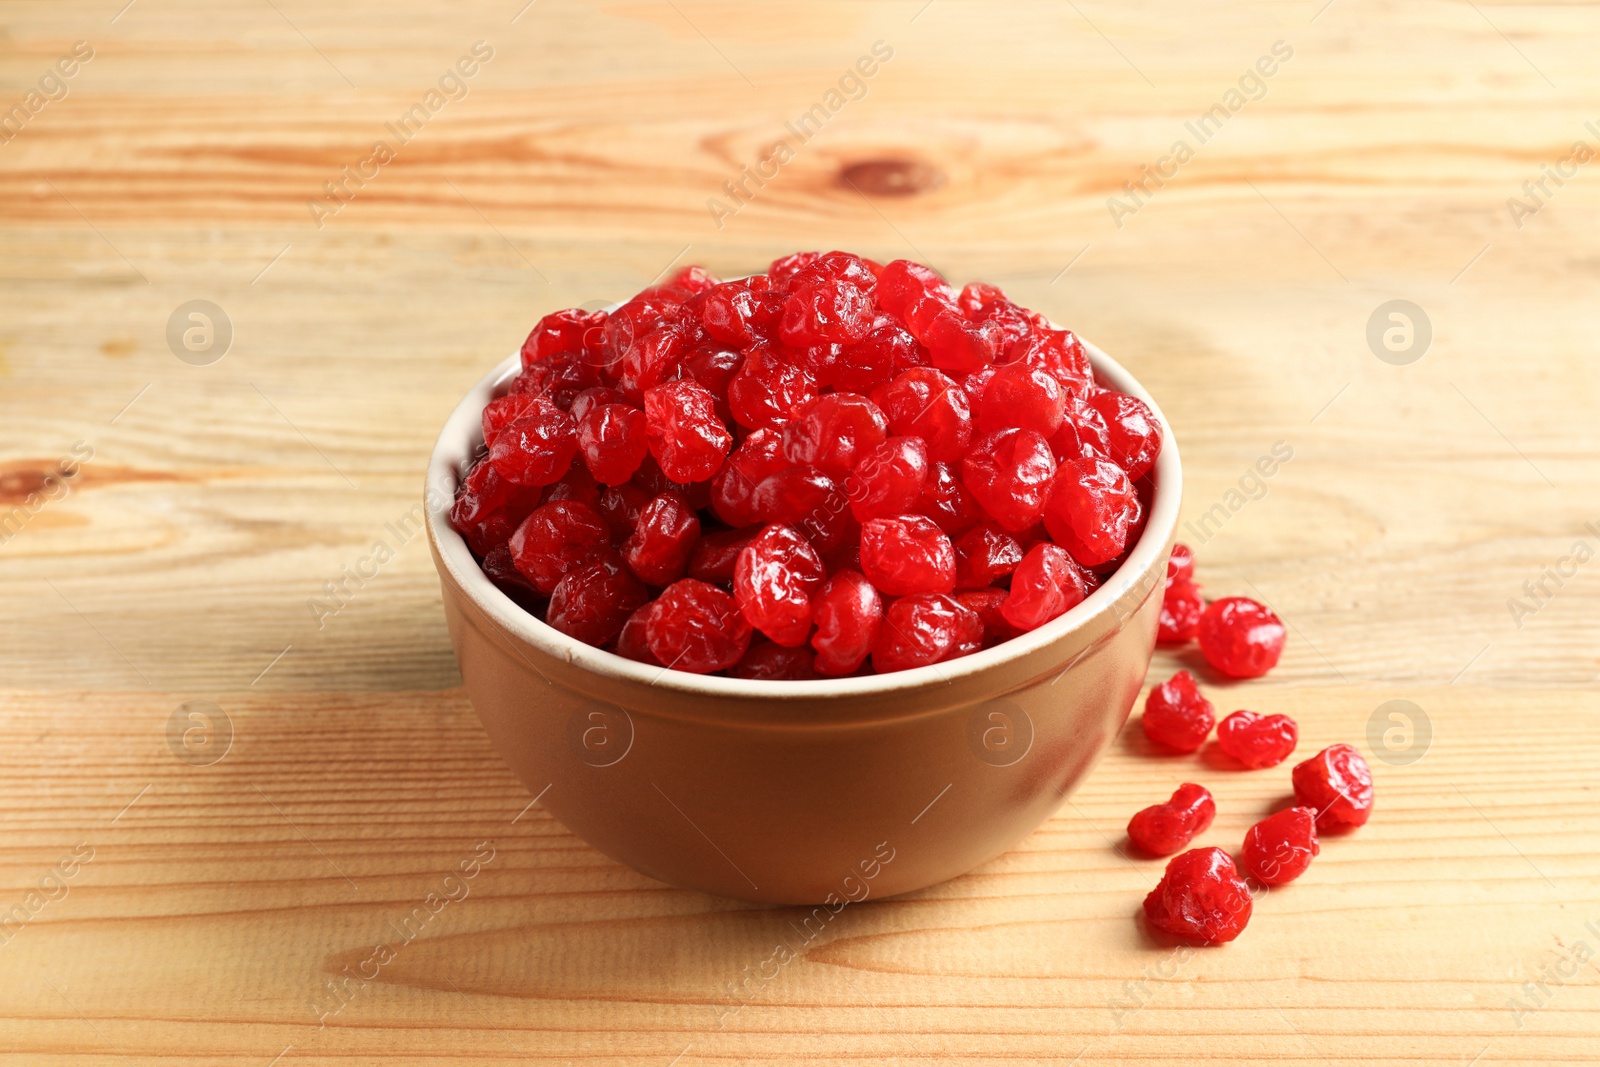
{"left": 426, "top": 332, "right": 1181, "bottom": 701}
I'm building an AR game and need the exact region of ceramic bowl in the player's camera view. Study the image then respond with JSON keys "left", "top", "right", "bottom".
{"left": 426, "top": 341, "right": 1179, "bottom": 905}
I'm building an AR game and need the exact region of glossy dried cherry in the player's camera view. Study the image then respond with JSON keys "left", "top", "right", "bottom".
{"left": 1291, "top": 744, "right": 1374, "bottom": 831}
{"left": 1241, "top": 807, "right": 1319, "bottom": 886}
{"left": 644, "top": 579, "right": 752, "bottom": 673}
{"left": 1127, "top": 783, "right": 1216, "bottom": 857}
{"left": 1142, "top": 670, "right": 1215, "bottom": 753}
{"left": 1143, "top": 847, "right": 1253, "bottom": 944}
{"left": 1197, "top": 597, "right": 1286, "bottom": 679}
{"left": 1216, "top": 710, "right": 1298, "bottom": 769}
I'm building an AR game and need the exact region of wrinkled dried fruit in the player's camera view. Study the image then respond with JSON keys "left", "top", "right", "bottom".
{"left": 546, "top": 553, "right": 648, "bottom": 646}
{"left": 729, "top": 639, "right": 822, "bottom": 680}
{"left": 810, "top": 569, "right": 883, "bottom": 676}
{"left": 488, "top": 398, "right": 578, "bottom": 487}
{"left": 642, "top": 380, "right": 732, "bottom": 483}
{"left": 859, "top": 514, "right": 956, "bottom": 596}
{"left": 645, "top": 579, "right": 753, "bottom": 673}
{"left": 873, "top": 367, "right": 972, "bottom": 463}
{"left": 1216, "top": 710, "right": 1299, "bottom": 769}
{"left": 734, "top": 524, "right": 826, "bottom": 647}
{"left": 781, "top": 393, "right": 887, "bottom": 476}
{"left": 621, "top": 492, "right": 700, "bottom": 586}
{"left": 1241, "top": 807, "right": 1319, "bottom": 886}
{"left": 872, "top": 593, "right": 983, "bottom": 674}
{"left": 848, "top": 436, "right": 930, "bottom": 522}
{"left": 1001, "top": 542, "right": 1087, "bottom": 631}
{"left": 953, "top": 524, "right": 1024, "bottom": 590}
{"left": 1143, "top": 847, "right": 1253, "bottom": 944}
{"left": 1291, "top": 744, "right": 1374, "bottom": 831}
{"left": 961, "top": 428, "right": 1057, "bottom": 533}
{"left": 508, "top": 500, "right": 612, "bottom": 596}
{"left": 1158, "top": 580, "right": 1204, "bottom": 643}
{"left": 1198, "top": 597, "right": 1286, "bottom": 678}
{"left": 1166, "top": 542, "right": 1194, "bottom": 586}
{"left": 1127, "top": 783, "right": 1216, "bottom": 857}
{"left": 1043, "top": 455, "right": 1138, "bottom": 567}
{"left": 1142, "top": 670, "right": 1215, "bottom": 753}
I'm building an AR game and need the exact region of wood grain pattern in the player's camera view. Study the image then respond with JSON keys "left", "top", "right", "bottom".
{"left": 2, "top": 1, "right": 1599, "bottom": 1063}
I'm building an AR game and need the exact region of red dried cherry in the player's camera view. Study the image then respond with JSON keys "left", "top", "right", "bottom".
{"left": 781, "top": 393, "right": 888, "bottom": 476}
{"left": 734, "top": 524, "right": 826, "bottom": 647}
{"left": 859, "top": 514, "right": 956, "bottom": 596}
{"left": 1158, "top": 580, "right": 1204, "bottom": 643}
{"left": 1166, "top": 542, "right": 1195, "bottom": 586}
{"left": 918, "top": 461, "right": 981, "bottom": 535}
{"left": 521, "top": 308, "right": 605, "bottom": 369}
{"left": 955, "top": 588, "right": 1021, "bottom": 644}
{"left": 1142, "top": 670, "right": 1215, "bottom": 753}
{"left": 1291, "top": 744, "right": 1374, "bottom": 831}
{"left": 508, "top": 500, "right": 612, "bottom": 596}
{"left": 1048, "top": 397, "right": 1112, "bottom": 462}
{"left": 488, "top": 397, "right": 578, "bottom": 487}
{"left": 1001, "top": 542, "right": 1087, "bottom": 631}
{"left": 614, "top": 601, "right": 661, "bottom": 664}
{"left": 621, "top": 492, "right": 700, "bottom": 586}
{"left": 575, "top": 401, "right": 649, "bottom": 486}
{"left": 546, "top": 552, "right": 648, "bottom": 647}
{"left": 729, "top": 639, "right": 822, "bottom": 680}
{"left": 953, "top": 524, "right": 1023, "bottom": 589}
{"left": 1127, "top": 783, "right": 1216, "bottom": 857}
{"left": 644, "top": 579, "right": 752, "bottom": 673}
{"left": 1197, "top": 597, "right": 1286, "bottom": 679}
{"left": 710, "top": 428, "right": 789, "bottom": 528}
{"left": 751, "top": 466, "right": 851, "bottom": 550}
{"left": 810, "top": 569, "right": 883, "bottom": 676}
{"left": 727, "top": 341, "right": 817, "bottom": 431}
{"left": 872, "top": 367, "right": 972, "bottom": 463}
{"left": 871, "top": 593, "right": 983, "bottom": 674}
{"left": 450, "top": 458, "right": 541, "bottom": 556}
{"left": 1143, "top": 847, "right": 1252, "bottom": 944}
{"left": 642, "top": 380, "right": 732, "bottom": 484}
{"left": 1216, "top": 710, "right": 1299, "bottom": 769}
{"left": 848, "top": 436, "right": 930, "bottom": 522}
{"left": 1088, "top": 391, "right": 1162, "bottom": 480}
{"left": 977, "top": 362, "right": 1066, "bottom": 437}
{"left": 961, "top": 428, "right": 1057, "bottom": 533}
{"left": 831, "top": 316, "right": 921, "bottom": 393}
{"left": 1042, "top": 455, "right": 1138, "bottom": 567}
{"left": 686, "top": 527, "right": 755, "bottom": 585}
{"left": 1241, "top": 807, "right": 1319, "bottom": 886}
{"left": 780, "top": 279, "right": 874, "bottom": 347}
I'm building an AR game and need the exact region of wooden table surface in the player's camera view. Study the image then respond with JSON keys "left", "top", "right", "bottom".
{"left": 3, "top": 1, "right": 1599, "bottom": 1063}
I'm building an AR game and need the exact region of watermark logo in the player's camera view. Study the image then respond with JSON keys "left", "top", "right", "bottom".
{"left": 1366, "top": 699, "right": 1431, "bottom": 766}
{"left": 566, "top": 701, "right": 634, "bottom": 767}
{"left": 166, "top": 700, "right": 233, "bottom": 766}
{"left": 1366, "top": 299, "right": 1431, "bottom": 365}
{"left": 167, "top": 300, "right": 233, "bottom": 366}
{"left": 966, "top": 699, "right": 1034, "bottom": 767}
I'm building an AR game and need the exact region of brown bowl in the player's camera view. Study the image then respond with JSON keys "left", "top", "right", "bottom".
{"left": 426, "top": 342, "right": 1180, "bottom": 905}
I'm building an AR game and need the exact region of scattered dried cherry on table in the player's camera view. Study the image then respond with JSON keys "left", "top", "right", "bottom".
{"left": 1197, "top": 596, "right": 1286, "bottom": 678}
{"left": 1143, "top": 847, "right": 1253, "bottom": 943}
{"left": 1216, "top": 709, "right": 1299, "bottom": 769}
{"left": 1142, "top": 670, "right": 1216, "bottom": 753}
{"left": 449, "top": 252, "right": 1165, "bottom": 677}
{"left": 1127, "top": 783, "right": 1216, "bottom": 856}
{"left": 1241, "top": 807, "right": 1320, "bottom": 886}
{"left": 1292, "top": 744, "right": 1375, "bottom": 831}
